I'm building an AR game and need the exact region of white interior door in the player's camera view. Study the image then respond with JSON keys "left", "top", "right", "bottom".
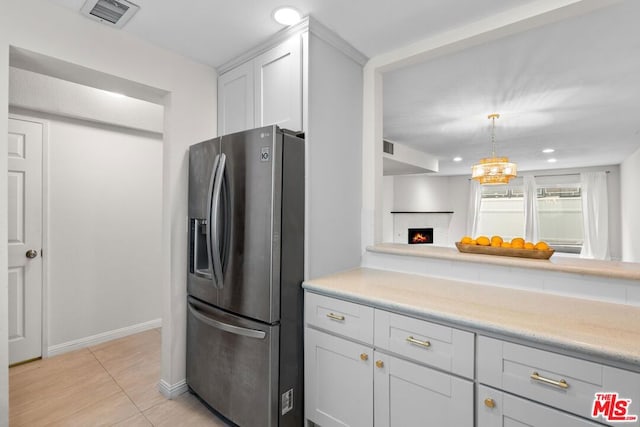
{"left": 8, "top": 117, "right": 43, "bottom": 365}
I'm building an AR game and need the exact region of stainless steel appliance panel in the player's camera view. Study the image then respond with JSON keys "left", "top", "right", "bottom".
{"left": 186, "top": 296, "right": 279, "bottom": 427}
{"left": 218, "top": 126, "right": 281, "bottom": 324}
{"left": 276, "top": 132, "right": 305, "bottom": 427}
{"left": 187, "top": 138, "right": 221, "bottom": 305}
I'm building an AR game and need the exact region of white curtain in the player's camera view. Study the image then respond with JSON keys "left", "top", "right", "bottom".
{"left": 466, "top": 180, "right": 482, "bottom": 237}
{"left": 523, "top": 175, "right": 539, "bottom": 242}
{"left": 580, "top": 171, "right": 610, "bottom": 260}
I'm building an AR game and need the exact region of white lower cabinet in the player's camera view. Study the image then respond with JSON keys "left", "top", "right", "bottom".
{"left": 477, "top": 385, "right": 603, "bottom": 427}
{"left": 304, "top": 292, "right": 639, "bottom": 427}
{"left": 304, "top": 293, "right": 474, "bottom": 427}
{"left": 305, "top": 327, "right": 373, "bottom": 427}
{"left": 374, "top": 351, "right": 473, "bottom": 427}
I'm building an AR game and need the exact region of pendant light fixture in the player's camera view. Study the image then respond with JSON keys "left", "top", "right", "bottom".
{"left": 471, "top": 113, "right": 517, "bottom": 185}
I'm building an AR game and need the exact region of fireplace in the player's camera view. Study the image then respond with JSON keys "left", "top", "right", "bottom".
{"left": 408, "top": 228, "right": 433, "bottom": 244}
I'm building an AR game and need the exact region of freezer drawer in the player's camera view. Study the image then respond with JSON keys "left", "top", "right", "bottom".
{"left": 186, "top": 297, "right": 279, "bottom": 427}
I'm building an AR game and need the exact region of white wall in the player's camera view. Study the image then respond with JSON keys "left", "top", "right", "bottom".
{"left": 0, "top": 1, "right": 217, "bottom": 421}
{"left": 621, "top": 146, "right": 640, "bottom": 262}
{"left": 0, "top": 37, "right": 8, "bottom": 426}
{"left": 389, "top": 175, "right": 468, "bottom": 246}
{"left": 12, "top": 111, "right": 163, "bottom": 349}
{"left": 306, "top": 33, "right": 363, "bottom": 278}
{"left": 382, "top": 175, "right": 394, "bottom": 242}
{"left": 10, "top": 67, "right": 163, "bottom": 134}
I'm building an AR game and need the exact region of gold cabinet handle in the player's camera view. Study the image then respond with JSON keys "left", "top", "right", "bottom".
{"left": 406, "top": 336, "right": 431, "bottom": 348}
{"left": 375, "top": 360, "right": 384, "bottom": 369}
{"left": 326, "top": 313, "right": 345, "bottom": 322}
{"left": 360, "top": 353, "right": 369, "bottom": 361}
{"left": 484, "top": 398, "right": 496, "bottom": 408}
{"left": 530, "top": 372, "right": 569, "bottom": 389}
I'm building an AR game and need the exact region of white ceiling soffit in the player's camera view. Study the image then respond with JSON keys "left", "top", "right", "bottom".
{"left": 383, "top": 0, "right": 640, "bottom": 176}
{"left": 81, "top": 0, "right": 139, "bottom": 28}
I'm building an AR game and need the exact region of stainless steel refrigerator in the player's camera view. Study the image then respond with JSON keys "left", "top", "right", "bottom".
{"left": 186, "top": 125, "right": 304, "bottom": 427}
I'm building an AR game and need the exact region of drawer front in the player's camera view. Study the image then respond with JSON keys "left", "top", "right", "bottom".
{"left": 477, "top": 385, "right": 604, "bottom": 427}
{"left": 477, "top": 336, "right": 640, "bottom": 426}
{"left": 305, "top": 292, "right": 374, "bottom": 344}
{"left": 374, "top": 351, "right": 473, "bottom": 427}
{"left": 374, "top": 309, "right": 474, "bottom": 378}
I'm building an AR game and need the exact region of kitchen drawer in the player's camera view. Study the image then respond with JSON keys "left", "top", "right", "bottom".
{"left": 305, "top": 292, "right": 374, "bottom": 344}
{"left": 374, "top": 309, "right": 474, "bottom": 378}
{"left": 477, "top": 384, "right": 604, "bottom": 427}
{"left": 477, "top": 336, "right": 640, "bottom": 426}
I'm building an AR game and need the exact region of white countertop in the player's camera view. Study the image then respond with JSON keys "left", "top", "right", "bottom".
{"left": 303, "top": 267, "right": 640, "bottom": 371}
{"left": 368, "top": 243, "right": 640, "bottom": 281}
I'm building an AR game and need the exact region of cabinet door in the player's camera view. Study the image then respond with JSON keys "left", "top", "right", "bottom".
{"left": 478, "top": 385, "right": 604, "bottom": 427}
{"left": 218, "top": 60, "right": 254, "bottom": 135}
{"left": 254, "top": 35, "right": 302, "bottom": 132}
{"left": 305, "top": 327, "right": 373, "bottom": 427}
{"left": 374, "top": 351, "right": 473, "bottom": 427}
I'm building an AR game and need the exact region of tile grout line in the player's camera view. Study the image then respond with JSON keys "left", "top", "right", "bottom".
{"left": 10, "top": 349, "right": 122, "bottom": 427}
{"left": 85, "top": 346, "right": 157, "bottom": 426}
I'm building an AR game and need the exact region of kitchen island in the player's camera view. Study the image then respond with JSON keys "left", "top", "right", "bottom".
{"left": 303, "top": 267, "right": 640, "bottom": 426}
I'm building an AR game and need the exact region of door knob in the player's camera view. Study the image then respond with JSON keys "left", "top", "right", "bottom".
{"left": 26, "top": 249, "right": 38, "bottom": 259}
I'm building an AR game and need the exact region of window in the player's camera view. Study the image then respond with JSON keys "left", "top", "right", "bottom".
{"left": 475, "top": 180, "right": 584, "bottom": 253}
{"left": 476, "top": 186, "right": 524, "bottom": 241}
{"left": 537, "top": 186, "right": 583, "bottom": 253}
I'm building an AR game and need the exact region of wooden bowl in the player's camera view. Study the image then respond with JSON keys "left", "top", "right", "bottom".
{"left": 455, "top": 242, "right": 554, "bottom": 259}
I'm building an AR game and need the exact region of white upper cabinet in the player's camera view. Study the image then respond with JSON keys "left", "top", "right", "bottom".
{"left": 217, "top": 34, "right": 302, "bottom": 136}
{"left": 253, "top": 35, "right": 302, "bottom": 132}
{"left": 217, "top": 59, "right": 254, "bottom": 136}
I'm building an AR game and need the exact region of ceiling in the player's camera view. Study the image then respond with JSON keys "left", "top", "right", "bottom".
{"left": 384, "top": 0, "right": 640, "bottom": 175}
{"left": 47, "top": 0, "right": 536, "bottom": 68}
{"left": 45, "top": 0, "right": 640, "bottom": 176}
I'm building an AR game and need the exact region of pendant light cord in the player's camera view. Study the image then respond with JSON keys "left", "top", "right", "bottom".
{"left": 488, "top": 113, "right": 500, "bottom": 158}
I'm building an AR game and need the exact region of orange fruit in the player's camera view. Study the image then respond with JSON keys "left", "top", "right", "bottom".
{"left": 491, "top": 241, "right": 501, "bottom": 247}
{"left": 511, "top": 237, "right": 524, "bottom": 246}
{"left": 535, "top": 241, "right": 550, "bottom": 251}
{"left": 476, "top": 236, "right": 490, "bottom": 246}
{"left": 501, "top": 242, "right": 512, "bottom": 248}
{"left": 491, "top": 235, "right": 503, "bottom": 245}
{"left": 469, "top": 239, "right": 477, "bottom": 245}
{"left": 461, "top": 236, "right": 473, "bottom": 244}
{"left": 524, "top": 242, "right": 535, "bottom": 250}
{"left": 512, "top": 240, "right": 525, "bottom": 249}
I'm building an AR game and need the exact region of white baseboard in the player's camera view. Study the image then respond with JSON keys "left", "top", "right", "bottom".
{"left": 158, "top": 379, "right": 189, "bottom": 399}
{"left": 46, "top": 318, "right": 162, "bottom": 357}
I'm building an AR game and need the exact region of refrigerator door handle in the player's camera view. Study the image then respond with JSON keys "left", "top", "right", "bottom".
{"left": 205, "top": 154, "right": 219, "bottom": 285}
{"left": 209, "top": 153, "right": 226, "bottom": 289}
{"left": 188, "top": 301, "right": 266, "bottom": 339}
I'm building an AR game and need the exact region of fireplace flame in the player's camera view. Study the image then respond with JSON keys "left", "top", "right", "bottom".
{"left": 412, "top": 233, "right": 429, "bottom": 243}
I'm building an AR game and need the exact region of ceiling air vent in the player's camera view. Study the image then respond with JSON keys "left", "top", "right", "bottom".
{"left": 383, "top": 140, "right": 394, "bottom": 155}
{"left": 81, "top": 0, "right": 139, "bottom": 28}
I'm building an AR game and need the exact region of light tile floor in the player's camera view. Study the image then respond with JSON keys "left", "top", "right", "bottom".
{"left": 9, "top": 329, "right": 231, "bottom": 426}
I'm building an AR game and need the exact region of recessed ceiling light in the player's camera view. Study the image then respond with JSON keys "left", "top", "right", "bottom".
{"left": 542, "top": 148, "right": 555, "bottom": 154}
{"left": 453, "top": 157, "right": 463, "bottom": 162}
{"left": 273, "top": 7, "right": 301, "bottom": 26}
{"left": 547, "top": 158, "right": 557, "bottom": 163}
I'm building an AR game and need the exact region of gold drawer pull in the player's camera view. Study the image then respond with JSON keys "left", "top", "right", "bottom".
{"left": 530, "top": 372, "right": 569, "bottom": 389}
{"left": 326, "top": 313, "right": 345, "bottom": 322}
{"left": 360, "top": 353, "right": 369, "bottom": 361}
{"left": 376, "top": 360, "right": 384, "bottom": 369}
{"left": 484, "top": 398, "right": 496, "bottom": 408}
{"left": 406, "top": 336, "right": 431, "bottom": 348}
